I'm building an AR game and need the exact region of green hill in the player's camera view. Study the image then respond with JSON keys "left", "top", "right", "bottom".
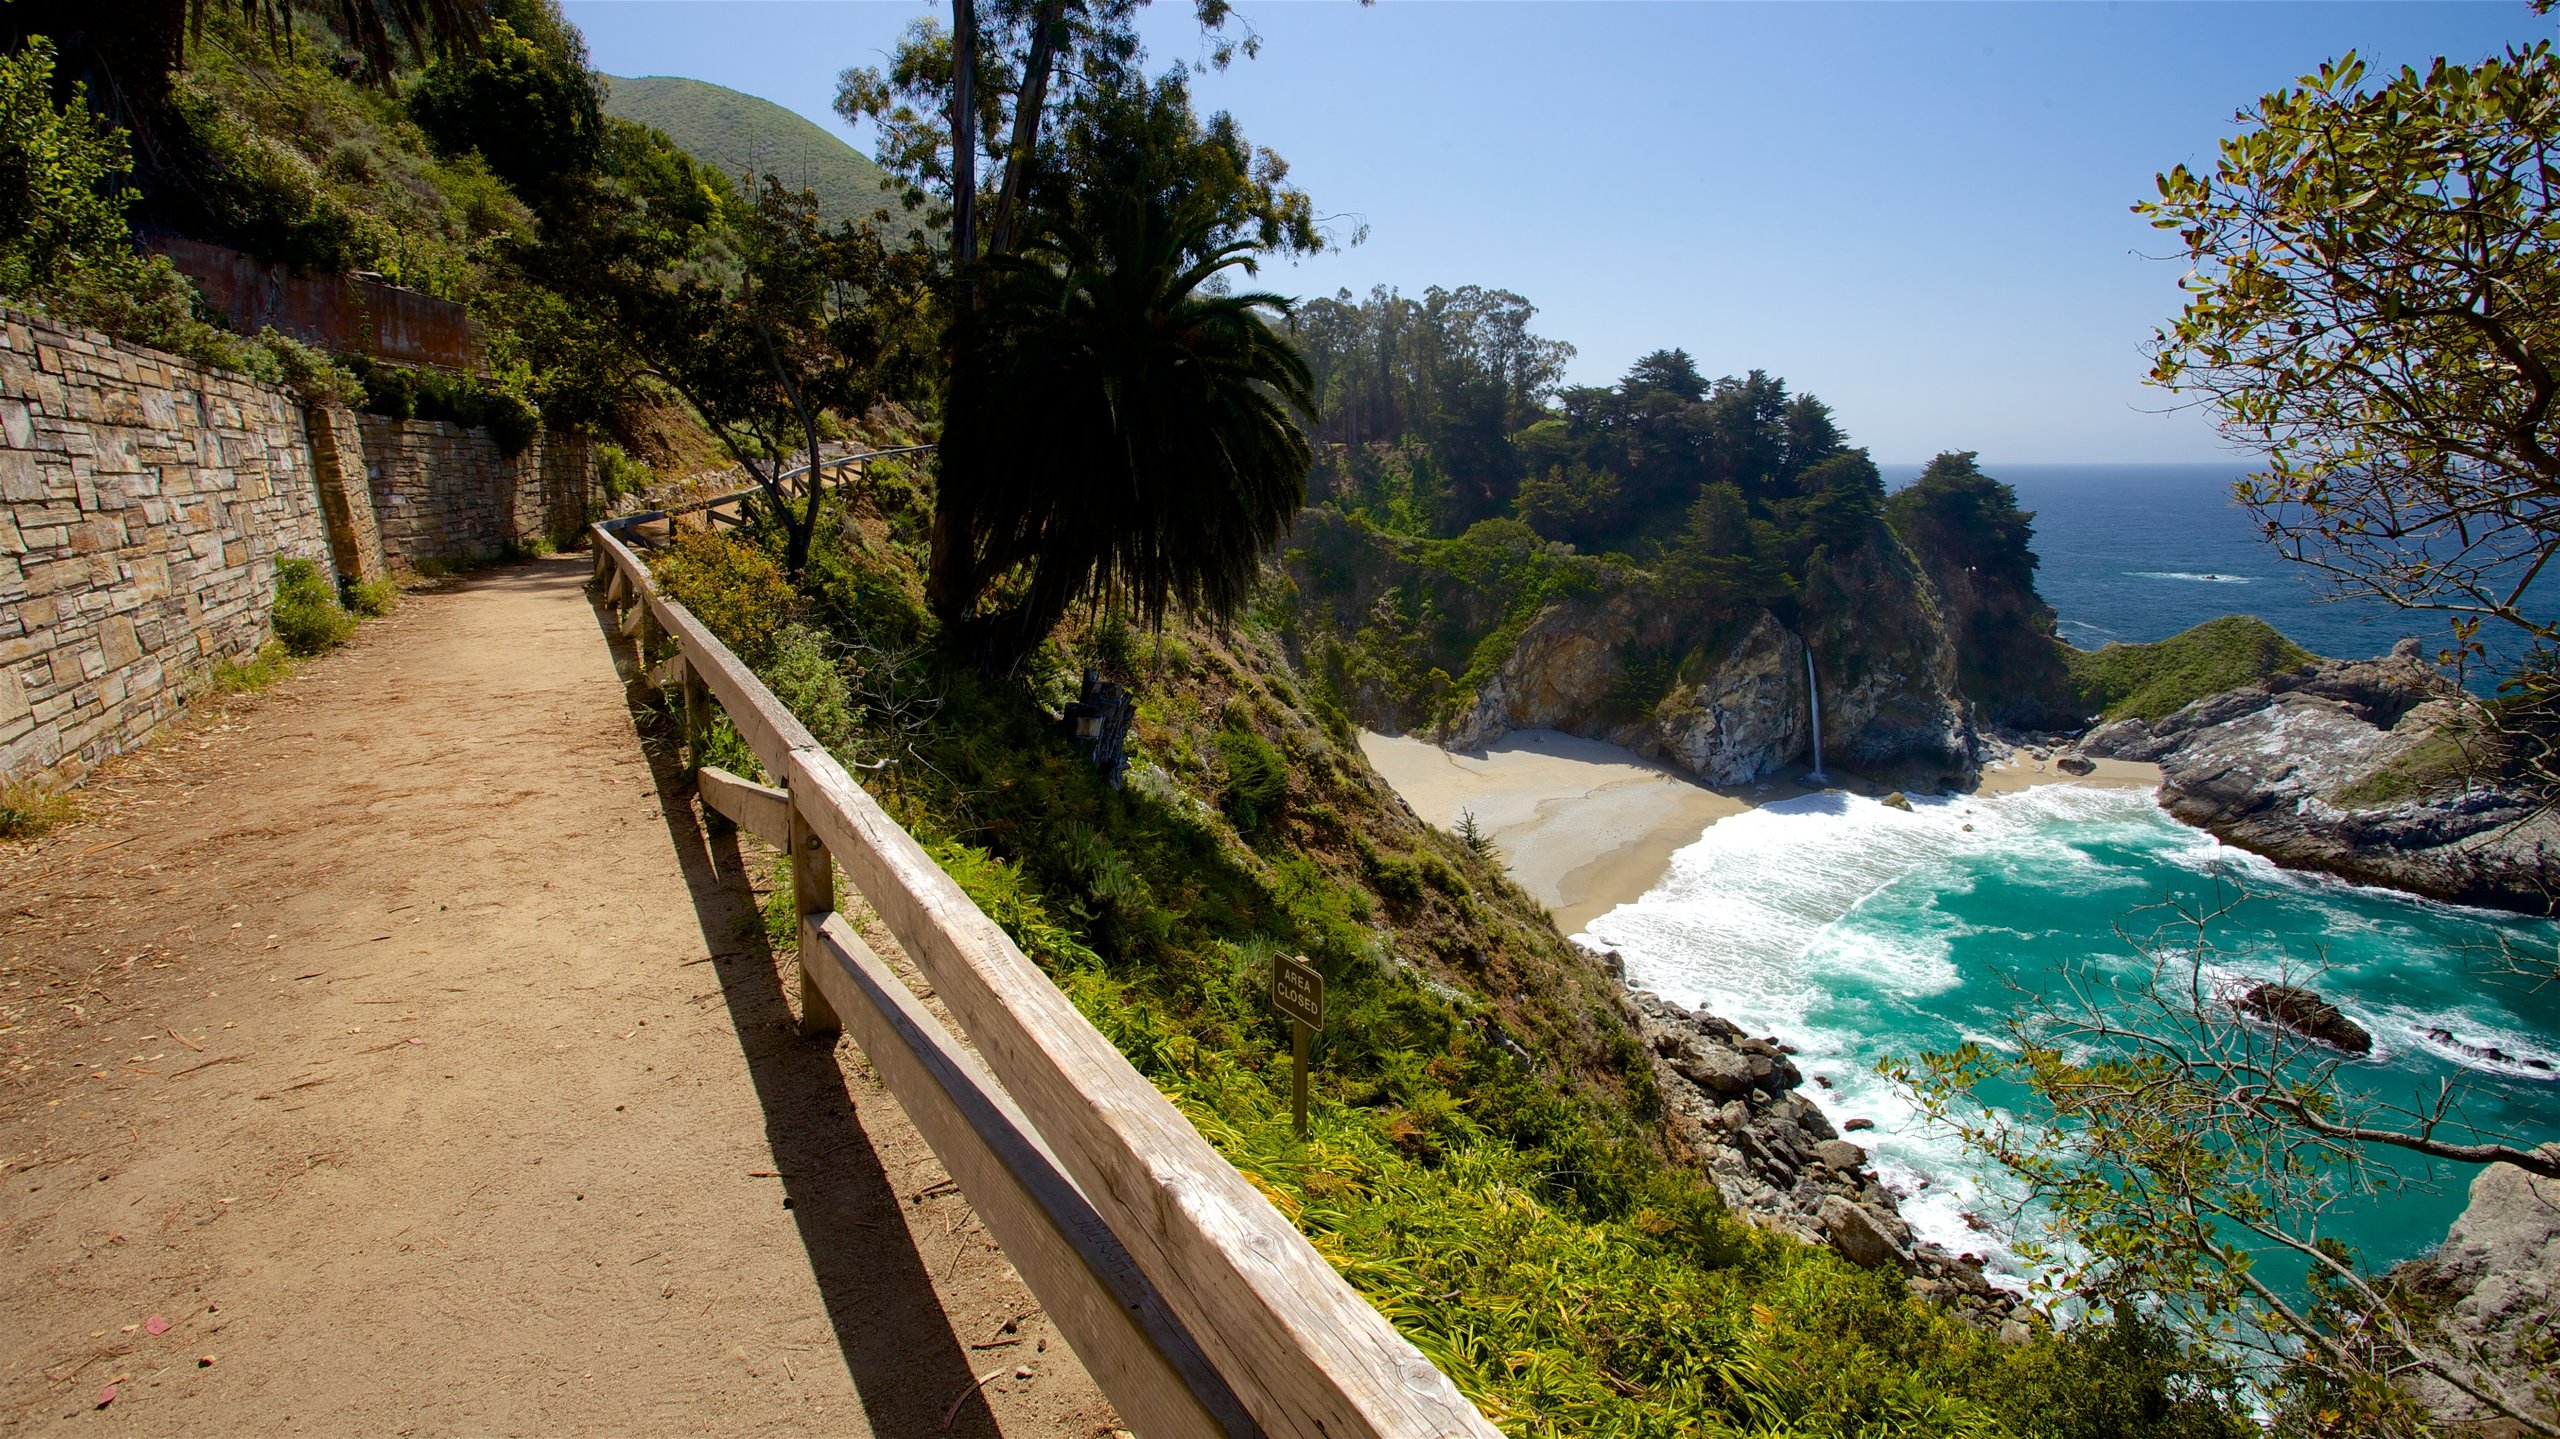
{"left": 599, "top": 74, "right": 907, "bottom": 232}
{"left": 2065, "top": 614, "right": 2321, "bottom": 723}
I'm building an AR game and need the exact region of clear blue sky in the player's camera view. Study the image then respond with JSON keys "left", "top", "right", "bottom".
{"left": 564, "top": 1, "right": 2540, "bottom": 463}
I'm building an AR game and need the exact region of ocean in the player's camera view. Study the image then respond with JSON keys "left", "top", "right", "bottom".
{"left": 1879, "top": 460, "right": 2546, "bottom": 683}
{"left": 1580, "top": 463, "right": 2560, "bottom": 1296}
{"left": 1581, "top": 786, "right": 2560, "bottom": 1292}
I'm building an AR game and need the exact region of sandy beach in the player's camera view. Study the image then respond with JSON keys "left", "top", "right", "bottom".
{"left": 1362, "top": 730, "right": 2160, "bottom": 933}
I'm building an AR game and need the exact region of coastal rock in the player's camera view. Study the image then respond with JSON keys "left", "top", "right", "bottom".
{"left": 1647, "top": 612, "right": 1809, "bottom": 785}
{"left": 2054, "top": 752, "right": 2095, "bottom": 777}
{"left": 2077, "top": 716, "right": 2166, "bottom": 762}
{"left": 1820, "top": 1195, "right": 1904, "bottom": 1269}
{"left": 1442, "top": 601, "right": 1631, "bottom": 751}
{"left": 1798, "top": 531, "right": 1981, "bottom": 790}
{"left": 2099, "top": 649, "right": 2560, "bottom": 914}
{"left": 1625, "top": 987, "right": 2024, "bottom": 1320}
{"left": 1880, "top": 791, "right": 1913, "bottom": 812}
{"left": 1813, "top": 1139, "right": 1869, "bottom": 1171}
{"left": 2390, "top": 1149, "right": 2560, "bottom": 1427}
{"left": 2235, "top": 983, "right": 2373, "bottom": 1055}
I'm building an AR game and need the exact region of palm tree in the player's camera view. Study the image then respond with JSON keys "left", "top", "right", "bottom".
{"left": 931, "top": 171, "right": 1313, "bottom": 671}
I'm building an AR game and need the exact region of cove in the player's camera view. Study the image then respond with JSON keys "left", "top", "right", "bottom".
{"left": 1580, "top": 783, "right": 2560, "bottom": 1290}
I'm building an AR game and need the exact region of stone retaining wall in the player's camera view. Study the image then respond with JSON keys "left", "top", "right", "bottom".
{"left": 0, "top": 309, "right": 339, "bottom": 787}
{"left": 360, "top": 417, "right": 592, "bottom": 571}
{"left": 0, "top": 306, "right": 598, "bottom": 791}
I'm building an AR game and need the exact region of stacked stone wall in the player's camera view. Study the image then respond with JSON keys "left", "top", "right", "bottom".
{"left": 0, "top": 308, "right": 337, "bottom": 786}
{"left": 1, "top": 306, "right": 600, "bottom": 792}
{"left": 360, "top": 417, "right": 594, "bottom": 570}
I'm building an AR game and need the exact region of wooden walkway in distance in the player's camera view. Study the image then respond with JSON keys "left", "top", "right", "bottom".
{"left": 0, "top": 557, "right": 1110, "bottom": 1435}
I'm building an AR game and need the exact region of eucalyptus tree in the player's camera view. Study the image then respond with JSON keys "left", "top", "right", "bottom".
{"left": 833, "top": 0, "right": 1263, "bottom": 277}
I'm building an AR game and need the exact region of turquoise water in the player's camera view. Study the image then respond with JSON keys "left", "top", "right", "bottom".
{"left": 1579, "top": 784, "right": 2560, "bottom": 1290}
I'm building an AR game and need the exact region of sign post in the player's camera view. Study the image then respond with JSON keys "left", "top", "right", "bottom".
{"left": 1271, "top": 953, "right": 1325, "bottom": 1141}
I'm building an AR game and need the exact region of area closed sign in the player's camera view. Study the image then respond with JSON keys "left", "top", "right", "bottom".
{"left": 1272, "top": 954, "right": 1325, "bottom": 1028}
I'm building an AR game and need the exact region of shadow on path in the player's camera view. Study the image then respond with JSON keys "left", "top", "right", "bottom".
{"left": 584, "top": 579, "right": 997, "bottom": 1438}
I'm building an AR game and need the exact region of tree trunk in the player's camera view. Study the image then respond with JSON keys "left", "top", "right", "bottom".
{"left": 950, "top": 0, "right": 978, "bottom": 283}
{"left": 984, "top": 0, "right": 1063, "bottom": 260}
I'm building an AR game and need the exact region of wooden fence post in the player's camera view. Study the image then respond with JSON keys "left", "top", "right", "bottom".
{"left": 792, "top": 798, "right": 843, "bottom": 1038}
{"left": 684, "top": 671, "right": 709, "bottom": 775}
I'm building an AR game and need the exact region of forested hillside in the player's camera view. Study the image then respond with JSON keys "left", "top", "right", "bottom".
{"left": 1279, "top": 288, "right": 2072, "bottom": 785}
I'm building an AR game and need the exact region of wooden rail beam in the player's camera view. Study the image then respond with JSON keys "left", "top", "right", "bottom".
{"left": 784, "top": 746, "right": 1499, "bottom": 1439}
{"left": 589, "top": 516, "right": 1498, "bottom": 1439}
{"left": 801, "top": 915, "right": 1254, "bottom": 1439}
{"left": 697, "top": 765, "right": 788, "bottom": 848}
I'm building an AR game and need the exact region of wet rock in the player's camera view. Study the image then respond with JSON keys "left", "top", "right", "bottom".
{"left": 1844, "top": 1117, "right": 1876, "bottom": 1132}
{"left": 1649, "top": 613, "right": 1813, "bottom": 785}
{"left": 2077, "top": 716, "right": 2164, "bottom": 762}
{"left": 1881, "top": 791, "right": 1914, "bottom": 812}
{"left": 2236, "top": 983, "right": 2374, "bottom": 1055}
{"left": 2055, "top": 752, "right": 2095, "bottom": 776}
{"left": 1627, "top": 987, "right": 2031, "bottom": 1323}
{"left": 2104, "top": 649, "right": 2560, "bottom": 914}
{"left": 1813, "top": 1139, "right": 1869, "bottom": 1172}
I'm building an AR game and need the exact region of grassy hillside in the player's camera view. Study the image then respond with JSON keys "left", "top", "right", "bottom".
{"left": 600, "top": 74, "right": 904, "bottom": 230}
{"left": 2065, "top": 615, "right": 2320, "bottom": 723}
{"left": 639, "top": 465, "right": 2244, "bottom": 1437}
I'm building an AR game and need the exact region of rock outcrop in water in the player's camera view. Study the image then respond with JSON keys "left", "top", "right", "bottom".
{"left": 1621, "top": 981, "right": 2030, "bottom": 1332}
{"left": 2234, "top": 983, "right": 2374, "bottom": 1054}
{"left": 2080, "top": 642, "right": 2557, "bottom": 914}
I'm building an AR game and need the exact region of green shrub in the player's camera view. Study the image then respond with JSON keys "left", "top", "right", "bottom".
{"left": 210, "top": 642, "right": 292, "bottom": 694}
{"left": 406, "top": 11, "right": 603, "bottom": 192}
{"left": 243, "top": 328, "right": 365, "bottom": 406}
{"left": 348, "top": 359, "right": 541, "bottom": 454}
{"left": 0, "top": 777, "right": 76, "bottom": 840}
{"left": 2066, "top": 615, "right": 2318, "bottom": 723}
{"left": 271, "top": 555, "right": 355, "bottom": 654}
{"left": 341, "top": 576, "right": 399, "bottom": 618}
{"left": 647, "top": 528, "right": 797, "bottom": 666}
{"left": 763, "top": 623, "right": 854, "bottom": 753}
{"left": 595, "top": 443, "right": 651, "bottom": 504}
{"left": 0, "top": 39, "right": 244, "bottom": 368}
{"left": 1218, "top": 723, "right": 1287, "bottom": 831}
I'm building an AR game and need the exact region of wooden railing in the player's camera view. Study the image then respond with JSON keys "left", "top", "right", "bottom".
{"left": 590, "top": 511, "right": 1501, "bottom": 1439}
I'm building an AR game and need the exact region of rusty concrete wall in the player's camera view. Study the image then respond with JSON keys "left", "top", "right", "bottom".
{"left": 145, "top": 234, "right": 487, "bottom": 373}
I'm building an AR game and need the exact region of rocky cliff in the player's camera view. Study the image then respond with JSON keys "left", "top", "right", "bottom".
{"left": 1425, "top": 524, "right": 1979, "bottom": 790}
{"left": 1616, "top": 977, "right": 2032, "bottom": 1333}
{"left": 2388, "top": 1150, "right": 2560, "bottom": 1428}
{"left": 2080, "top": 642, "right": 2557, "bottom": 914}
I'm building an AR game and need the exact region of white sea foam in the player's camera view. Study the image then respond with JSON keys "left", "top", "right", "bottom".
{"left": 1577, "top": 781, "right": 2560, "bottom": 1286}
{"left": 2130, "top": 570, "right": 2255, "bottom": 584}
{"left": 1576, "top": 785, "right": 2182, "bottom": 1272}
{"left": 2367, "top": 1002, "right": 2560, "bottom": 1082}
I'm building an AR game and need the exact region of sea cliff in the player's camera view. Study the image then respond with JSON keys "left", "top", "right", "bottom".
{"left": 2079, "top": 639, "right": 2557, "bottom": 914}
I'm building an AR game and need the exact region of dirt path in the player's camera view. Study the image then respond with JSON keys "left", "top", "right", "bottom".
{"left": 0, "top": 558, "right": 1112, "bottom": 1436}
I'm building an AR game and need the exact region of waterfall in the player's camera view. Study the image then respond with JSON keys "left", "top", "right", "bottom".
{"left": 1804, "top": 646, "right": 1829, "bottom": 785}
